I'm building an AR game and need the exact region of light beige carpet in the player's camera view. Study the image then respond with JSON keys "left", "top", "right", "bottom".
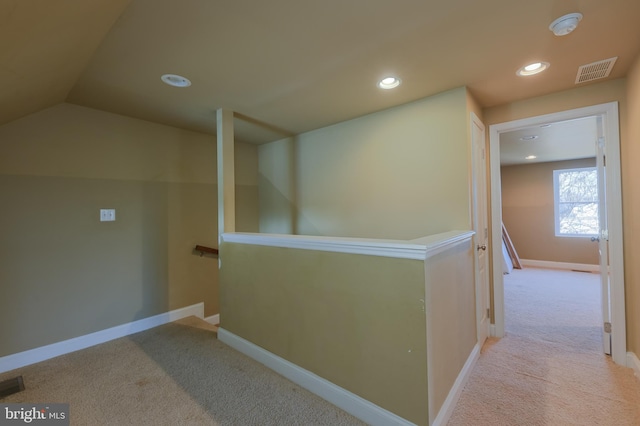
{"left": 0, "top": 318, "right": 365, "bottom": 425}
{"left": 448, "top": 268, "right": 640, "bottom": 425}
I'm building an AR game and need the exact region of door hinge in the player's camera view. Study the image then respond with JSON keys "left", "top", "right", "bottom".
{"left": 604, "top": 322, "right": 612, "bottom": 333}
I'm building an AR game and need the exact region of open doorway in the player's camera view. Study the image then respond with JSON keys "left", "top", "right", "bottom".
{"left": 488, "top": 102, "right": 627, "bottom": 366}
{"left": 499, "top": 116, "right": 602, "bottom": 353}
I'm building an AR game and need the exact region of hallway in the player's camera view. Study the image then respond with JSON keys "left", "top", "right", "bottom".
{"left": 448, "top": 268, "right": 640, "bottom": 425}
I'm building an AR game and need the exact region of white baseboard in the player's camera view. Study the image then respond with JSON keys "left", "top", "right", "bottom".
{"left": 490, "top": 324, "right": 497, "bottom": 337}
{"left": 628, "top": 352, "right": 640, "bottom": 379}
{"left": 0, "top": 302, "right": 204, "bottom": 374}
{"left": 520, "top": 259, "right": 599, "bottom": 273}
{"left": 204, "top": 314, "right": 220, "bottom": 325}
{"left": 432, "top": 342, "right": 481, "bottom": 426}
{"left": 218, "top": 328, "right": 414, "bottom": 426}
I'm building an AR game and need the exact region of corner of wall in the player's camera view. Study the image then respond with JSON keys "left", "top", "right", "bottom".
{"left": 625, "top": 52, "right": 640, "bottom": 356}
{"left": 0, "top": 105, "right": 220, "bottom": 357}
{"left": 628, "top": 352, "right": 640, "bottom": 379}
{"left": 465, "top": 88, "right": 484, "bottom": 122}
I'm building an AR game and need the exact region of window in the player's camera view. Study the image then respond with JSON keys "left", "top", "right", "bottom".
{"left": 553, "top": 167, "right": 599, "bottom": 237}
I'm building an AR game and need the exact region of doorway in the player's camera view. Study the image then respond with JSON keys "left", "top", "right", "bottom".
{"left": 488, "top": 102, "right": 627, "bottom": 366}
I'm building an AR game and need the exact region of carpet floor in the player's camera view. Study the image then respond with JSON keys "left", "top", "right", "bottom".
{"left": 4, "top": 269, "right": 639, "bottom": 425}
{"left": 0, "top": 318, "right": 365, "bottom": 425}
{"left": 448, "top": 268, "right": 640, "bottom": 425}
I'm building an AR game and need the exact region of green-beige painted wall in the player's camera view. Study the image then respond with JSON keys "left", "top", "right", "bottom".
{"left": 219, "top": 242, "right": 429, "bottom": 425}
{"left": 219, "top": 236, "right": 477, "bottom": 426}
{"left": 0, "top": 103, "right": 258, "bottom": 357}
{"left": 625, "top": 56, "right": 640, "bottom": 355}
{"left": 258, "top": 87, "right": 478, "bottom": 240}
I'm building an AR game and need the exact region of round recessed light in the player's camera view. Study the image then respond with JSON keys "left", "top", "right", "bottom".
{"left": 525, "top": 155, "right": 538, "bottom": 160}
{"left": 378, "top": 76, "right": 401, "bottom": 89}
{"left": 549, "top": 13, "right": 583, "bottom": 36}
{"left": 520, "top": 135, "right": 539, "bottom": 141}
{"left": 517, "top": 62, "right": 550, "bottom": 77}
{"left": 161, "top": 74, "right": 191, "bottom": 88}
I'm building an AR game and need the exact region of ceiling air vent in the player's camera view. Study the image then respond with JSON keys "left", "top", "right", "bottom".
{"left": 575, "top": 57, "right": 617, "bottom": 84}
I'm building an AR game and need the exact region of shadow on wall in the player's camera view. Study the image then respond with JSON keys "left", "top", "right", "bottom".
{"left": 133, "top": 182, "right": 170, "bottom": 324}
{"left": 258, "top": 136, "right": 320, "bottom": 236}
{"left": 0, "top": 173, "right": 220, "bottom": 358}
{"left": 258, "top": 174, "right": 320, "bottom": 236}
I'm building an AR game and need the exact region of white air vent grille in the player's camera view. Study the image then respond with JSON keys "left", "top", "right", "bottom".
{"left": 575, "top": 57, "right": 617, "bottom": 84}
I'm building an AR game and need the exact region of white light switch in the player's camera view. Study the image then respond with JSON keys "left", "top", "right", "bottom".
{"left": 100, "top": 209, "right": 116, "bottom": 222}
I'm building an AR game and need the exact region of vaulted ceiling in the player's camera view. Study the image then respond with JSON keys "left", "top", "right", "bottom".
{"left": 3, "top": 0, "right": 640, "bottom": 143}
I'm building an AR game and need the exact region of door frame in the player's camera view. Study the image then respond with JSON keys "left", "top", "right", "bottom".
{"left": 488, "top": 102, "right": 627, "bottom": 366}
{"left": 471, "top": 112, "right": 489, "bottom": 345}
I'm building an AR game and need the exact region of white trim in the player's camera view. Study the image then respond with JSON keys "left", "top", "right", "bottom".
{"left": 0, "top": 303, "right": 204, "bottom": 374}
{"left": 627, "top": 352, "right": 640, "bottom": 379}
{"left": 520, "top": 259, "right": 600, "bottom": 272}
{"left": 222, "top": 231, "right": 474, "bottom": 261}
{"left": 490, "top": 324, "right": 497, "bottom": 337}
{"left": 602, "top": 102, "right": 627, "bottom": 366}
{"left": 218, "top": 328, "right": 415, "bottom": 426}
{"left": 205, "top": 314, "right": 220, "bottom": 325}
{"left": 552, "top": 166, "right": 599, "bottom": 238}
{"left": 489, "top": 127, "right": 505, "bottom": 338}
{"left": 412, "top": 231, "right": 475, "bottom": 258}
{"left": 489, "top": 102, "right": 626, "bottom": 365}
{"left": 470, "top": 111, "right": 490, "bottom": 347}
{"left": 432, "top": 343, "right": 481, "bottom": 426}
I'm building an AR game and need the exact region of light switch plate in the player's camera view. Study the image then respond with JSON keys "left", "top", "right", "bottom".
{"left": 100, "top": 209, "right": 116, "bottom": 222}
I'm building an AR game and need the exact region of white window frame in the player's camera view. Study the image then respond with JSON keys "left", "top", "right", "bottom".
{"left": 553, "top": 166, "right": 598, "bottom": 238}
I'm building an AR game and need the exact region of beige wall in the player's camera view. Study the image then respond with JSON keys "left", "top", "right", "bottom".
{"left": 501, "top": 158, "right": 599, "bottom": 265}
{"left": 466, "top": 89, "right": 484, "bottom": 134}
{"left": 424, "top": 240, "right": 477, "bottom": 424}
{"left": 0, "top": 103, "right": 257, "bottom": 357}
{"left": 258, "top": 87, "right": 473, "bottom": 240}
{"left": 219, "top": 235, "right": 477, "bottom": 426}
{"left": 483, "top": 77, "right": 640, "bottom": 354}
{"left": 234, "top": 141, "right": 259, "bottom": 232}
{"left": 625, "top": 55, "right": 640, "bottom": 355}
{"left": 220, "top": 243, "right": 429, "bottom": 424}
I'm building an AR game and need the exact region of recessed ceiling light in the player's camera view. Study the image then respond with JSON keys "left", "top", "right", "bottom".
{"left": 378, "top": 76, "right": 401, "bottom": 89}
{"left": 520, "top": 135, "right": 539, "bottom": 141}
{"left": 549, "top": 13, "right": 583, "bottom": 36}
{"left": 516, "top": 62, "right": 550, "bottom": 77}
{"left": 525, "top": 155, "right": 537, "bottom": 160}
{"left": 161, "top": 74, "right": 191, "bottom": 88}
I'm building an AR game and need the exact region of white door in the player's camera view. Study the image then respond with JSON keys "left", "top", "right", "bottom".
{"left": 595, "top": 118, "right": 611, "bottom": 355}
{"left": 471, "top": 113, "right": 489, "bottom": 345}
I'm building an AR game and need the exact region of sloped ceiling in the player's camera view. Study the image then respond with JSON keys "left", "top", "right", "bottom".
{"left": 3, "top": 0, "right": 640, "bottom": 143}
{"left": 0, "top": 0, "right": 132, "bottom": 127}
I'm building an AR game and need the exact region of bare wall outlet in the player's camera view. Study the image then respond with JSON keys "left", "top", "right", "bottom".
{"left": 100, "top": 209, "right": 116, "bottom": 222}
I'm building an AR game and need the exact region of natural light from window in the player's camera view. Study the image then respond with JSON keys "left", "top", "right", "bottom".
{"left": 553, "top": 167, "right": 599, "bottom": 237}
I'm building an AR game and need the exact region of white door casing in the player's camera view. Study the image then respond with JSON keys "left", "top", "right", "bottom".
{"left": 596, "top": 117, "right": 611, "bottom": 355}
{"left": 471, "top": 112, "right": 490, "bottom": 345}
{"left": 488, "top": 102, "right": 626, "bottom": 365}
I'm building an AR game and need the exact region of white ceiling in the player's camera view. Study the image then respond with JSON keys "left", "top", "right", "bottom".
{"left": 2, "top": 0, "right": 640, "bottom": 143}
{"left": 500, "top": 116, "right": 598, "bottom": 166}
